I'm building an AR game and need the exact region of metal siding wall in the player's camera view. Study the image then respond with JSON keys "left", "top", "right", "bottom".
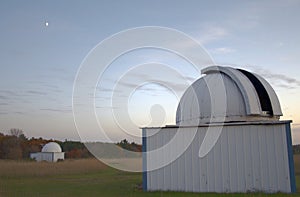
{"left": 184, "top": 130, "right": 192, "bottom": 191}
{"left": 281, "top": 125, "right": 291, "bottom": 191}
{"left": 228, "top": 127, "right": 238, "bottom": 191}
{"left": 150, "top": 129, "right": 158, "bottom": 190}
{"left": 213, "top": 133, "right": 222, "bottom": 192}
{"left": 235, "top": 127, "right": 245, "bottom": 192}
{"left": 258, "top": 126, "right": 269, "bottom": 190}
{"left": 207, "top": 139, "right": 215, "bottom": 192}
{"left": 156, "top": 131, "right": 163, "bottom": 190}
{"left": 41, "top": 152, "right": 52, "bottom": 162}
{"left": 243, "top": 126, "right": 253, "bottom": 191}
{"left": 163, "top": 130, "right": 171, "bottom": 190}
{"left": 220, "top": 128, "right": 230, "bottom": 192}
{"left": 285, "top": 123, "right": 297, "bottom": 193}
{"left": 177, "top": 130, "right": 185, "bottom": 191}
{"left": 170, "top": 128, "right": 178, "bottom": 191}
{"left": 191, "top": 129, "right": 200, "bottom": 192}
{"left": 142, "top": 128, "right": 147, "bottom": 191}
{"left": 274, "top": 125, "right": 286, "bottom": 191}
{"left": 145, "top": 123, "right": 292, "bottom": 193}
{"left": 266, "top": 125, "right": 278, "bottom": 191}
{"left": 53, "top": 153, "right": 64, "bottom": 162}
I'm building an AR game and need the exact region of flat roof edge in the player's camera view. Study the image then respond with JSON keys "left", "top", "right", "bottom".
{"left": 141, "top": 120, "right": 292, "bottom": 129}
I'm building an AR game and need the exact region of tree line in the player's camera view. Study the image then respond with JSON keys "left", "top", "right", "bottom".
{"left": 0, "top": 129, "right": 93, "bottom": 160}
{"left": 0, "top": 128, "right": 142, "bottom": 160}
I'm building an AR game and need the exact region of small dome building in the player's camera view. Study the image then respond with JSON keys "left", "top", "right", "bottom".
{"left": 142, "top": 66, "right": 295, "bottom": 193}
{"left": 30, "top": 142, "right": 64, "bottom": 162}
{"left": 42, "top": 142, "right": 62, "bottom": 153}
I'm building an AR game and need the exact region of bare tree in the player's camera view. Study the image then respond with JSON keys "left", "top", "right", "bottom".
{"left": 10, "top": 128, "right": 24, "bottom": 137}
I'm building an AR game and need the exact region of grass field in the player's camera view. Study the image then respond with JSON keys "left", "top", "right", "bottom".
{"left": 0, "top": 156, "right": 299, "bottom": 197}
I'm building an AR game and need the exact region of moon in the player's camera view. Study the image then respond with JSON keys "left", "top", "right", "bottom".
{"left": 45, "top": 22, "right": 49, "bottom": 27}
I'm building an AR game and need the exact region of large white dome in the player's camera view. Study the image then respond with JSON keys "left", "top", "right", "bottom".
{"left": 176, "top": 66, "right": 282, "bottom": 126}
{"left": 42, "top": 142, "right": 62, "bottom": 152}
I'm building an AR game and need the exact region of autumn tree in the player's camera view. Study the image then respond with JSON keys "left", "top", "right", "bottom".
{"left": 0, "top": 135, "right": 22, "bottom": 159}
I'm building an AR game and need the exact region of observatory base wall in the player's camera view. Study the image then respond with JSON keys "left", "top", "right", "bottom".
{"left": 30, "top": 152, "right": 65, "bottom": 162}
{"left": 142, "top": 121, "right": 295, "bottom": 193}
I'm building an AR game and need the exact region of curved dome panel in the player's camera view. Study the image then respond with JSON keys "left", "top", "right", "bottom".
{"left": 42, "top": 142, "right": 62, "bottom": 152}
{"left": 201, "top": 66, "right": 262, "bottom": 115}
{"left": 176, "top": 66, "right": 282, "bottom": 125}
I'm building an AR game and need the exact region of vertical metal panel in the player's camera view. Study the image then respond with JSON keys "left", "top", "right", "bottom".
{"left": 266, "top": 125, "right": 278, "bottom": 191}
{"left": 169, "top": 129, "right": 178, "bottom": 191}
{"left": 142, "top": 128, "right": 147, "bottom": 191}
{"left": 258, "top": 126, "right": 269, "bottom": 191}
{"left": 191, "top": 128, "right": 200, "bottom": 192}
{"left": 213, "top": 131, "right": 222, "bottom": 192}
{"left": 177, "top": 135, "right": 185, "bottom": 191}
{"left": 235, "top": 126, "right": 246, "bottom": 192}
{"left": 285, "top": 123, "right": 296, "bottom": 193}
{"left": 146, "top": 128, "right": 160, "bottom": 191}
{"left": 144, "top": 123, "right": 292, "bottom": 193}
{"left": 243, "top": 126, "right": 254, "bottom": 191}
{"left": 281, "top": 125, "right": 291, "bottom": 191}
{"left": 228, "top": 127, "right": 238, "bottom": 191}
{"left": 53, "top": 152, "right": 64, "bottom": 162}
{"left": 250, "top": 125, "right": 261, "bottom": 190}
{"left": 156, "top": 131, "right": 163, "bottom": 190}
{"left": 220, "top": 127, "right": 230, "bottom": 192}
{"left": 207, "top": 140, "right": 215, "bottom": 192}
{"left": 199, "top": 129, "right": 207, "bottom": 192}
{"left": 184, "top": 129, "right": 193, "bottom": 191}
{"left": 162, "top": 130, "right": 171, "bottom": 190}
{"left": 274, "top": 124, "right": 286, "bottom": 191}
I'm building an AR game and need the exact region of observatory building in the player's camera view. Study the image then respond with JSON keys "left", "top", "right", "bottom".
{"left": 30, "top": 142, "right": 65, "bottom": 162}
{"left": 142, "top": 66, "right": 296, "bottom": 193}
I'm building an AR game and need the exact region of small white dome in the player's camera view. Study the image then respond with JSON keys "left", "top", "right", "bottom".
{"left": 42, "top": 142, "right": 62, "bottom": 152}
{"left": 176, "top": 66, "right": 282, "bottom": 125}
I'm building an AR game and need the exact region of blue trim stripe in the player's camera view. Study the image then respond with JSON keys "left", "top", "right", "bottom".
{"left": 142, "top": 128, "right": 147, "bottom": 191}
{"left": 285, "top": 123, "right": 296, "bottom": 193}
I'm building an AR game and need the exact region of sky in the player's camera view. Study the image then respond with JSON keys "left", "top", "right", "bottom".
{"left": 0, "top": 0, "right": 300, "bottom": 144}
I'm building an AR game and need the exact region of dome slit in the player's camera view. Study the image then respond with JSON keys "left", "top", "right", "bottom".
{"left": 237, "top": 69, "right": 273, "bottom": 116}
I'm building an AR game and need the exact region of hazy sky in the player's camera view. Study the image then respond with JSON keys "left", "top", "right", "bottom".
{"left": 0, "top": 0, "right": 300, "bottom": 144}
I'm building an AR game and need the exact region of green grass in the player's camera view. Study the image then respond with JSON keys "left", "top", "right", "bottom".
{"left": 1, "top": 168, "right": 140, "bottom": 196}
{"left": 0, "top": 157, "right": 299, "bottom": 197}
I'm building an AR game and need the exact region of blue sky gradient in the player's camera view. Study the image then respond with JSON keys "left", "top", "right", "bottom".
{"left": 1, "top": 0, "right": 300, "bottom": 143}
